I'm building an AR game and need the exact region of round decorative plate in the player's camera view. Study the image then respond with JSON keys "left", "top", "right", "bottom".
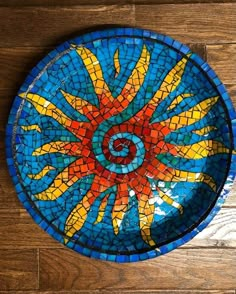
{"left": 6, "top": 28, "right": 236, "bottom": 262}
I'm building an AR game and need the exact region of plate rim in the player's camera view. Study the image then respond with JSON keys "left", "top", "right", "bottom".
{"left": 5, "top": 27, "right": 236, "bottom": 263}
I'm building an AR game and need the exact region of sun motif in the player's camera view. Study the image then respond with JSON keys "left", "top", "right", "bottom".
{"left": 19, "top": 44, "right": 231, "bottom": 247}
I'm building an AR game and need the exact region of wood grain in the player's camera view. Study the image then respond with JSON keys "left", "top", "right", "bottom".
{"left": 0, "top": 155, "right": 22, "bottom": 209}
{"left": 135, "top": 4, "right": 236, "bottom": 44}
{"left": 186, "top": 206, "right": 236, "bottom": 248}
{"left": 0, "top": 0, "right": 236, "bottom": 6}
{"left": 39, "top": 248, "right": 236, "bottom": 290}
{"left": 0, "top": 249, "right": 38, "bottom": 290}
{"left": 0, "top": 0, "right": 131, "bottom": 6}
{"left": 134, "top": 0, "right": 236, "bottom": 3}
{"left": 0, "top": 6, "right": 135, "bottom": 47}
{"left": 0, "top": 4, "right": 235, "bottom": 46}
{"left": 0, "top": 209, "right": 60, "bottom": 249}
{"left": 0, "top": 291, "right": 235, "bottom": 294}
{"left": 0, "top": 89, "right": 17, "bottom": 132}
{"left": 207, "top": 44, "right": 236, "bottom": 84}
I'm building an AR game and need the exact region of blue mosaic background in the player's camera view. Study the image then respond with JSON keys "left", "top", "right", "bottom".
{"left": 6, "top": 28, "right": 236, "bottom": 262}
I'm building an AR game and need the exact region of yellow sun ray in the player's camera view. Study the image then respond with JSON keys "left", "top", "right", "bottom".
{"left": 138, "top": 193, "right": 156, "bottom": 247}
{"left": 101, "top": 45, "right": 151, "bottom": 120}
{"left": 167, "top": 93, "right": 194, "bottom": 110}
{"left": 193, "top": 126, "right": 217, "bottom": 136}
{"left": 94, "top": 194, "right": 109, "bottom": 224}
{"left": 156, "top": 187, "right": 183, "bottom": 214}
{"left": 60, "top": 89, "right": 99, "bottom": 119}
{"left": 151, "top": 54, "right": 191, "bottom": 105}
{"left": 129, "top": 178, "right": 156, "bottom": 246}
{"left": 28, "top": 165, "right": 55, "bottom": 180}
{"left": 172, "top": 140, "right": 230, "bottom": 159}
{"left": 72, "top": 45, "right": 113, "bottom": 106}
{"left": 161, "top": 96, "right": 219, "bottom": 130}
{"left": 34, "top": 167, "right": 78, "bottom": 200}
{"left": 65, "top": 175, "right": 112, "bottom": 242}
{"left": 64, "top": 192, "right": 94, "bottom": 241}
{"left": 34, "top": 157, "right": 96, "bottom": 201}
{"left": 112, "top": 183, "right": 129, "bottom": 235}
{"left": 169, "top": 170, "right": 216, "bottom": 192}
{"left": 19, "top": 92, "right": 90, "bottom": 140}
{"left": 130, "top": 54, "right": 191, "bottom": 123}
{"left": 21, "top": 124, "right": 41, "bottom": 132}
{"left": 117, "top": 45, "right": 150, "bottom": 104}
{"left": 19, "top": 92, "right": 69, "bottom": 125}
{"left": 32, "top": 141, "right": 82, "bottom": 156}
{"left": 114, "top": 49, "right": 120, "bottom": 77}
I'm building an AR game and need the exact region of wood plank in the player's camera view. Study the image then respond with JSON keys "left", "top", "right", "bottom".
{"left": 0, "top": 204, "right": 235, "bottom": 250}
{"left": 135, "top": 0, "right": 236, "bottom": 3}
{"left": 0, "top": 89, "right": 16, "bottom": 132}
{"left": 207, "top": 44, "right": 236, "bottom": 84}
{"left": 135, "top": 4, "right": 236, "bottom": 44}
{"left": 0, "top": 290, "right": 235, "bottom": 294}
{"left": 0, "top": 4, "right": 235, "bottom": 46}
{"left": 39, "top": 248, "right": 236, "bottom": 290}
{"left": 134, "top": 0, "right": 236, "bottom": 3}
{"left": 0, "top": 0, "right": 236, "bottom": 6}
{"left": 0, "top": 0, "right": 130, "bottom": 6}
{"left": 0, "top": 128, "right": 22, "bottom": 208}
{"left": 0, "top": 157, "right": 22, "bottom": 209}
{"left": 0, "top": 209, "right": 60, "bottom": 249}
{"left": 0, "top": 6, "right": 135, "bottom": 47}
{"left": 0, "top": 249, "right": 38, "bottom": 290}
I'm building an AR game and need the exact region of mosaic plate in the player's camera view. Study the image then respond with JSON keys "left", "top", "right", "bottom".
{"left": 6, "top": 28, "right": 236, "bottom": 262}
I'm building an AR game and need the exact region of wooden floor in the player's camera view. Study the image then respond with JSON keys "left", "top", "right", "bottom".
{"left": 0, "top": 0, "right": 236, "bottom": 293}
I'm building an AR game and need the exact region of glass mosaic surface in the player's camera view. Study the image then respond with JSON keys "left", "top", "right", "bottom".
{"left": 6, "top": 28, "right": 236, "bottom": 262}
